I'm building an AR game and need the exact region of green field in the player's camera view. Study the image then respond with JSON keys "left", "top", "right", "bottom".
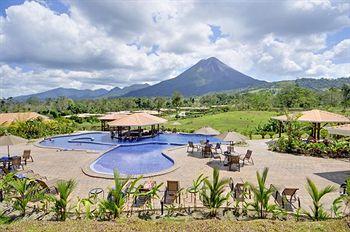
{"left": 1, "top": 218, "right": 349, "bottom": 232}
{"left": 165, "top": 111, "right": 277, "bottom": 134}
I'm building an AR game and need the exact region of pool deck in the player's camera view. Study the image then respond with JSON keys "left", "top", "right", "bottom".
{"left": 1, "top": 139, "right": 349, "bottom": 212}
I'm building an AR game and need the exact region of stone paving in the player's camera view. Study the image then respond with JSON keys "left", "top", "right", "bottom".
{"left": 1, "top": 139, "right": 349, "bottom": 212}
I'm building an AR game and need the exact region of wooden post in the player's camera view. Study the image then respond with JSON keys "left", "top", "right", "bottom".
{"left": 278, "top": 121, "right": 282, "bottom": 138}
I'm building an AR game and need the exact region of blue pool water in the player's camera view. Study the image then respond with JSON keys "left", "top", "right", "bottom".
{"left": 91, "top": 144, "right": 174, "bottom": 175}
{"left": 39, "top": 132, "right": 221, "bottom": 175}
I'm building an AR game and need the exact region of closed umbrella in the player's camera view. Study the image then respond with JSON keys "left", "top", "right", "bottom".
{"left": 216, "top": 131, "right": 247, "bottom": 145}
{"left": 194, "top": 126, "right": 220, "bottom": 136}
{"left": 0, "top": 134, "right": 27, "bottom": 157}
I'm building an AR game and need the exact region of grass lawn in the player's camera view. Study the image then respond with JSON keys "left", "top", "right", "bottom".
{"left": 1, "top": 218, "right": 349, "bottom": 232}
{"left": 165, "top": 111, "right": 278, "bottom": 134}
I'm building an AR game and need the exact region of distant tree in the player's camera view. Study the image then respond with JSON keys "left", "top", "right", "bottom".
{"left": 341, "top": 84, "right": 350, "bottom": 108}
{"left": 155, "top": 97, "right": 166, "bottom": 113}
{"left": 172, "top": 91, "right": 183, "bottom": 115}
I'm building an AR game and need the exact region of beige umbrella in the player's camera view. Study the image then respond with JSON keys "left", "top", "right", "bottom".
{"left": 216, "top": 131, "right": 247, "bottom": 144}
{"left": 0, "top": 134, "right": 27, "bottom": 157}
{"left": 194, "top": 126, "right": 220, "bottom": 136}
{"left": 171, "top": 121, "right": 181, "bottom": 126}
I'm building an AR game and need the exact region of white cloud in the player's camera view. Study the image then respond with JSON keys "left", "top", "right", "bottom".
{"left": 0, "top": 0, "right": 349, "bottom": 97}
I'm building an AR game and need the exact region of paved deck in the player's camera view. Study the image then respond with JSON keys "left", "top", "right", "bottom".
{"left": 1, "top": 139, "right": 349, "bottom": 211}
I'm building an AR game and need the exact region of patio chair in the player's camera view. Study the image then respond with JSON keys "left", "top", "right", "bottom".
{"left": 229, "top": 178, "right": 251, "bottom": 201}
{"left": 240, "top": 150, "right": 254, "bottom": 166}
{"left": 133, "top": 188, "right": 152, "bottom": 210}
{"left": 22, "top": 150, "right": 33, "bottom": 165}
{"left": 271, "top": 184, "right": 300, "bottom": 209}
{"left": 227, "top": 156, "right": 240, "bottom": 172}
{"left": 224, "top": 145, "right": 234, "bottom": 155}
{"left": 209, "top": 151, "right": 222, "bottom": 164}
{"left": 161, "top": 181, "right": 180, "bottom": 215}
{"left": 202, "top": 145, "right": 212, "bottom": 158}
{"left": 187, "top": 141, "right": 197, "bottom": 153}
{"left": 10, "top": 156, "right": 23, "bottom": 171}
{"left": 214, "top": 143, "right": 222, "bottom": 154}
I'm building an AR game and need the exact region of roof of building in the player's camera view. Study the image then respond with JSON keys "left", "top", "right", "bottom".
{"left": 0, "top": 112, "right": 49, "bottom": 125}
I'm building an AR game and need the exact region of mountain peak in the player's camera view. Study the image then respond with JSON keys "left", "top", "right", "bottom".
{"left": 125, "top": 57, "right": 266, "bottom": 97}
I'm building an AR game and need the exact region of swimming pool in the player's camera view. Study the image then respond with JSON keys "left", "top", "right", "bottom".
{"left": 91, "top": 144, "right": 174, "bottom": 175}
{"left": 39, "top": 132, "right": 221, "bottom": 176}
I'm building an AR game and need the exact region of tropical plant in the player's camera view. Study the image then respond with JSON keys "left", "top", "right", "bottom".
{"left": 293, "top": 207, "right": 303, "bottom": 221}
{"left": 98, "top": 170, "right": 129, "bottom": 219}
{"left": 52, "top": 179, "right": 76, "bottom": 221}
{"left": 247, "top": 167, "right": 276, "bottom": 219}
{"left": 187, "top": 174, "right": 207, "bottom": 210}
{"left": 331, "top": 196, "right": 343, "bottom": 218}
{"left": 340, "top": 178, "right": 350, "bottom": 215}
{"left": 144, "top": 182, "right": 163, "bottom": 209}
{"left": 10, "top": 178, "right": 40, "bottom": 216}
{"left": 200, "top": 168, "right": 229, "bottom": 217}
{"left": 0, "top": 173, "right": 15, "bottom": 202}
{"left": 75, "top": 196, "right": 95, "bottom": 219}
{"left": 125, "top": 176, "right": 143, "bottom": 214}
{"left": 0, "top": 211, "right": 11, "bottom": 225}
{"left": 305, "top": 178, "right": 335, "bottom": 221}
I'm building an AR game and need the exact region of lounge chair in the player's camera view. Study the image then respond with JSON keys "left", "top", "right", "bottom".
{"left": 36, "top": 178, "right": 62, "bottom": 194}
{"left": 22, "top": 150, "right": 33, "bottom": 165}
{"left": 0, "top": 166, "right": 45, "bottom": 180}
{"left": 161, "top": 181, "right": 180, "bottom": 215}
{"left": 214, "top": 143, "right": 222, "bottom": 154}
{"left": 240, "top": 150, "right": 254, "bottom": 166}
{"left": 202, "top": 145, "right": 212, "bottom": 158}
{"left": 187, "top": 141, "right": 198, "bottom": 153}
{"left": 271, "top": 184, "right": 300, "bottom": 208}
{"left": 227, "top": 156, "right": 240, "bottom": 172}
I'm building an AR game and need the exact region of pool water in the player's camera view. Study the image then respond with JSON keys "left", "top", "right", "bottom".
{"left": 39, "top": 132, "right": 221, "bottom": 175}
{"left": 91, "top": 144, "right": 174, "bottom": 175}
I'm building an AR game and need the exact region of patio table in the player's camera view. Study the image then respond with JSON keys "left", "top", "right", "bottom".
{"left": 0, "top": 156, "right": 12, "bottom": 169}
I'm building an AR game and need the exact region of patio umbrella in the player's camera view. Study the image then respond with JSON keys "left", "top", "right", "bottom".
{"left": 194, "top": 126, "right": 220, "bottom": 136}
{"left": 326, "top": 124, "right": 350, "bottom": 137}
{"left": 0, "top": 134, "right": 27, "bottom": 157}
{"left": 216, "top": 131, "right": 247, "bottom": 144}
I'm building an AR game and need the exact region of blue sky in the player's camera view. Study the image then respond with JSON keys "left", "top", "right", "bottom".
{"left": 0, "top": 0, "right": 349, "bottom": 98}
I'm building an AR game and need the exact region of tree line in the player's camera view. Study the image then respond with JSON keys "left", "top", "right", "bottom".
{"left": 1, "top": 83, "right": 349, "bottom": 117}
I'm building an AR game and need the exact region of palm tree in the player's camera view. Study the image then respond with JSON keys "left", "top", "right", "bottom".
{"left": 10, "top": 178, "right": 39, "bottom": 216}
{"left": 99, "top": 170, "right": 129, "bottom": 219}
{"left": 200, "top": 168, "right": 229, "bottom": 217}
{"left": 305, "top": 178, "right": 335, "bottom": 221}
{"left": 247, "top": 167, "right": 275, "bottom": 219}
{"left": 53, "top": 179, "right": 77, "bottom": 221}
{"left": 187, "top": 174, "right": 207, "bottom": 210}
